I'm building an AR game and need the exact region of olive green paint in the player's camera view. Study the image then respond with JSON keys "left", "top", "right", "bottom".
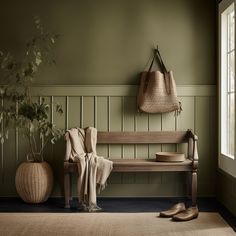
{"left": 0, "top": 0, "right": 216, "bottom": 85}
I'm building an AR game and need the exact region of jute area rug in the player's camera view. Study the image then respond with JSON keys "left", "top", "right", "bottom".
{"left": 0, "top": 212, "right": 235, "bottom": 236}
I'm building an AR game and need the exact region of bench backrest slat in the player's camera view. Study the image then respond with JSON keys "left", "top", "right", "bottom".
{"left": 97, "top": 131, "right": 189, "bottom": 144}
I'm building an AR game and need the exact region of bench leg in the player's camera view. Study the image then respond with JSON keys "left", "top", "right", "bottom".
{"left": 64, "top": 172, "right": 71, "bottom": 208}
{"left": 191, "top": 171, "right": 197, "bottom": 206}
{"left": 186, "top": 172, "right": 192, "bottom": 199}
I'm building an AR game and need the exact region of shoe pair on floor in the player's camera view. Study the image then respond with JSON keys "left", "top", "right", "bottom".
{"left": 159, "top": 203, "right": 199, "bottom": 221}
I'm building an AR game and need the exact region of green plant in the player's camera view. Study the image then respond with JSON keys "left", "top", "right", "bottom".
{"left": 0, "top": 16, "right": 63, "bottom": 162}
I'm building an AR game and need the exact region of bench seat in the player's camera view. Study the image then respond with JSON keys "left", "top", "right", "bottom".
{"left": 64, "top": 159, "right": 193, "bottom": 173}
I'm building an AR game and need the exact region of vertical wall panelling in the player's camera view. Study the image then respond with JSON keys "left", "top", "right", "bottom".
{"left": 149, "top": 113, "right": 162, "bottom": 187}
{"left": 161, "top": 109, "right": 180, "bottom": 195}
{"left": 121, "top": 97, "right": 125, "bottom": 159}
{"left": 109, "top": 96, "right": 123, "bottom": 158}
{"left": 39, "top": 97, "right": 43, "bottom": 152}
{"left": 109, "top": 96, "right": 123, "bottom": 184}
{"left": 94, "top": 96, "right": 97, "bottom": 128}
{"left": 96, "top": 97, "right": 109, "bottom": 157}
{"left": 134, "top": 100, "right": 137, "bottom": 160}
{"left": 123, "top": 96, "right": 136, "bottom": 159}
{"left": 108, "top": 96, "right": 111, "bottom": 157}
{"left": 67, "top": 96, "right": 82, "bottom": 196}
{"left": 149, "top": 113, "right": 162, "bottom": 158}
{"left": 41, "top": 96, "right": 53, "bottom": 163}
{"left": 136, "top": 113, "right": 149, "bottom": 160}
{"left": 210, "top": 97, "right": 217, "bottom": 185}
{"left": 149, "top": 111, "right": 162, "bottom": 188}
{"left": 122, "top": 96, "right": 136, "bottom": 184}
{"left": 108, "top": 96, "right": 111, "bottom": 131}
{"left": 0, "top": 85, "right": 216, "bottom": 197}
{"left": 51, "top": 96, "right": 66, "bottom": 196}
{"left": 96, "top": 97, "right": 108, "bottom": 131}
{"left": 123, "top": 96, "right": 136, "bottom": 131}
{"left": 161, "top": 112, "right": 176, "bottom": 152}
{"left": 121, "top": 97, "right": 125, "bottom": 184}
{"left": 1, "top": 98, "right": 4, "bottom": 185}
{"left": 195, "top": 97, "right": 214, "bottom": 196}
{"left": 177, "top": 97, "right": 195, "bottom": 131}
{"left": 110, "top": 97, "right": 122, "bottom": 132}
{"left": 135, "top": 108, "right": 149, "bottom": 184}
{"left": 82, "top": 97, "right": 95, "bottom": 128}
{"left": 53, "top": 97, "right": 66, "bottom": 129}
{"left": 80, "top": 96, "right": 83, "bottom": 128}
{"left": 66, "top": 96, "right": 69, "bottom": 130}
{"left": 68, "top": 96, "right": 81, "bottom": 128}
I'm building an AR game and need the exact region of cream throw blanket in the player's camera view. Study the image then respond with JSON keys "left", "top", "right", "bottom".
{"left": 65, "top": 127, "right": 113, "bottom": 212}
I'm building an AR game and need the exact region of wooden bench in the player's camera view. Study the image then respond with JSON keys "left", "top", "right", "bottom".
{"left": 64, "top": 130, "right": 198, "bottom": 208}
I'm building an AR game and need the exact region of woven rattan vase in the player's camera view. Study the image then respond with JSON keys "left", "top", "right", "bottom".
{"left": 15, "top": 161, "right": 53, "bottom": 203}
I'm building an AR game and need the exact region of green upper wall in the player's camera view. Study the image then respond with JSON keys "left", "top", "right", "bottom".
{"left": 0, "top": 0, "right": 216, "bottom": 85}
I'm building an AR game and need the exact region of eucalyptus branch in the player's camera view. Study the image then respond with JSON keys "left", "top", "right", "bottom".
{"left": 0, "top": 17, "right": 62, "bottom": 162}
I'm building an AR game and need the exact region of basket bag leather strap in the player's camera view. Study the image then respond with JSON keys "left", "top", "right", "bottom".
{"left": 143, "top": 47, "right": 170, "bottom": 94}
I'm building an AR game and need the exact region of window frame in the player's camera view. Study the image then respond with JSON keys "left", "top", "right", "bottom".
{"left": 218, "top": 0, "right": 236, "bottom": 177}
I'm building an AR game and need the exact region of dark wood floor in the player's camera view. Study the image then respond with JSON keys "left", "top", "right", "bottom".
{"left": 0, "top": 197, "right": 235, "bottom": 231}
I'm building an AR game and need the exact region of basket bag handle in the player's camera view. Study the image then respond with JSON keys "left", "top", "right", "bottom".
{"left": 143, "top": 46, "right": 170, "bottom": 94}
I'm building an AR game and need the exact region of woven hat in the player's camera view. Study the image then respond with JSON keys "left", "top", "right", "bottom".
{"left": 156, "top": 152, "right": 185, "bottom": 162}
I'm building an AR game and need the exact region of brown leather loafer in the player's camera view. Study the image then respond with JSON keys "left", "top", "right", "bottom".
{"left": 159, "top": 203, "right": 186, "bottom": 218}
{"left": 172, "top": 206, "right": 199, "bottom": 221}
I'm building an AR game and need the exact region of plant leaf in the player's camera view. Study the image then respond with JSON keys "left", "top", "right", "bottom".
{"left": 51, "top": 137, "right": 55, "bottom": 144}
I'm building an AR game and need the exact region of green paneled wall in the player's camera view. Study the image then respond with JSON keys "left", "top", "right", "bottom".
{"left": 0, "top": 0, "right": 216, "bottom": 85}
{"left": 0, "top": 85, "right": 216, "bottom": 197}
{"left": 217, "top": 171, "right": 236, "bottom": 216}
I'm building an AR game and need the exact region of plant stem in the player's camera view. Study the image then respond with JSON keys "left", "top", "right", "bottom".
{"left": 28, "top": 133, "right": 35, "bottom": 160}
{"left": 32, "top": 133, "right": 38, "bottom": 153}
{"left": 39, "top": 136, "right": 50, "bottom": 159}
{"left": 26, "top": 121, "right": 36, "bottom": 160}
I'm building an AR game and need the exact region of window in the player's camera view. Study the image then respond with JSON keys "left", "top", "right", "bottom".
{"left": 219, "top": 0, "right": 236, "bottom": 176}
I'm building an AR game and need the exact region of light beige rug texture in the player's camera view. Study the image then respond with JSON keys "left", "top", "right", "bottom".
{"left": 0, "top": 212, "right": 235, "bottom": 236}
